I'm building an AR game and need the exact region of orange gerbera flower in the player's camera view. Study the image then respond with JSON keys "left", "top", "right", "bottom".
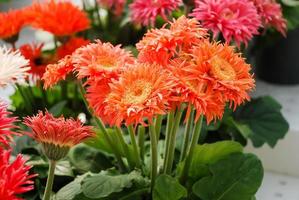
{"left": 189, "top": 41, "right": 255, "bottom": 108}
{"left": 19, "top": 43, "right": 46, "bottom": 79}
{"left": 86, "top": 79, "right": 113, "bottom": 124}
{"left": 137, "top": 16, "right": 207, "bottom": 66}
{"left": 29, "top": 0, "right": 90, "bottom": 36}
{"left": 104, "top": 63, "right": 176, "bottom": 127}
{"left": 72, "top": 40, "right": 135, "bottom": 79}
{"left": 0, "top": 9, "right": 28, "bottom": 41}
{"left": 24, "top": 111, "right": 94, "bottom": 160}
{"left": 170, "top": 58, "right": 225, "bottom": 123}
{"left": 57, "top": 37, "right": 90, "bottom": 60}
{"left": 42, "top": 56, "right": 74, "bottom": 89}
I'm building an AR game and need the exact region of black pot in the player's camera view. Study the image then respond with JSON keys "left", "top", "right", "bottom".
{"left": 254, "top": 27, "right": 299, "bottom": 85}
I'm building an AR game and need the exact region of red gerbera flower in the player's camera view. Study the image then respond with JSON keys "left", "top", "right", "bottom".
{"left": 56, "top": 37, "right": 90, "bottom": 60}
{"left": 0, "top": 102, "right": 18, "bottom": 147}
{"left": 130, "top": 0, "right": 182, "bottom": 26}
{"left": 0, "top": 9, "right": 28, "bottom": 41}
{"left": 0, "top": 148, "right": 35, "bottom": 200}
{"left": 191, "top": 0, "right": 261, "bottom": 46}
{"left": 19, "top": 43, "right": 46, "bottom": 79}
{"left": 28, "top": 0, "right": 90, "bottom": 36}
{"left": 251, "top": 0, "right": 287, "bottom": 35}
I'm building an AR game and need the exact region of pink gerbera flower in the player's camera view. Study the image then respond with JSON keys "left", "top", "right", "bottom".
{"left": 251, "top": 0, "right": 287, "bottom": 35}
{"left": 191, "top": 0, "right": 261, "bottom": 46}
{"left": 130, "top": 0, "right": 182, "bottom": 26}
{"left": 0, "top": 102, "right": 18, "bottom": 147}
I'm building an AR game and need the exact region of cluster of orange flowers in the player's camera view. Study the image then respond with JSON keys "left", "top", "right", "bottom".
{"left": 42, "top": 16, "right": 255, "bottom": 127}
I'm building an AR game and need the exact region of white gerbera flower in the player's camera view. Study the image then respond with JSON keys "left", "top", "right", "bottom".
{"left": 0, "top": 46, "right": 30, "bottom": 87}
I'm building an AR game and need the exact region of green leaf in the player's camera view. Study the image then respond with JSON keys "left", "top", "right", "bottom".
{"left": 179, "top": 141, "right": 243, "bottom": 180}
{"left": 49, "top": 100, "right": 67, "bottom": 117}
{"left": 55, "top": 173, "right": 90, "bottom": 200}
{"left": 153, "top": 175, "right": 187, "bottom": 200}
{"left": 192, "top": 153, "right": 263, "bottom": 200}
{"left": 68, "top": 144, "right": 113, "bottom": 173}
{"left": 233, "top": 96, "right": 289, "bottom": 147}
{"left": 82, "top": 170, "right": 147, "bottom": 199}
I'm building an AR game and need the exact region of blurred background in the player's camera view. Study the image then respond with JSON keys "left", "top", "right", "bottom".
{"left": 1, "top": 0, "right": 299, "bottom": 199}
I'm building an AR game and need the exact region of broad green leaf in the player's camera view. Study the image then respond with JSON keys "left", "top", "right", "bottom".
{"left": 68, "top": 144, "right": 113, "bottom": 173}
{"left": 153, "top": 175, "right": 187, "bottom": 200}
{"left": 82, "top": 170, "right": 147, "bottom": 199}
{"left": 192, "top": 153, "right": 263, "bottom": 200}
{"left": 233, "top": 96, "right": 289, "bottom": 147}
{"left": 179, "top": 141, "right": 243, "bottom": 180}
{"left": 55, "top": 173, "right": 90, "bottom": 200}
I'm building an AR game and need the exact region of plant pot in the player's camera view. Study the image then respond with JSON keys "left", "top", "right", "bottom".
{"left": 254, "top": 27, "right": 299, "bottom": 85}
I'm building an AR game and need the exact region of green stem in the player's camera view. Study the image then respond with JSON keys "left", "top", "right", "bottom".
{"left": 179, "top": 115, "right": 203, "bottom": 184}
{"left": 43, "top": 160, "right": 56, "bottom": 200}
{"left": 15, "top": 84, "right": 32, "bottom": 114}
{"left": 154, "top": 115, "right": 163, "bottom": 142}
{"left": 179, "top": 107, "right": 195, "bottom": 162}
{"left": 128, "top": 125, "right": 141, "bottom": 168}
{"left": 149, "top": 123, "right": 158, "bottom": 192}
{"left": 164, "top": 106, "right": 183, "bottom": 174}
{"left": 162, "top": 111, "right": 174, "bottom": 173}
{"left": 138, "top": 126, "right": 145, "bottom": 162}
{"left": 78, "top": 81, "right": 127, "bottom": 172}
{"left": 115, "top": 127, "right": 134, "bottom": 170}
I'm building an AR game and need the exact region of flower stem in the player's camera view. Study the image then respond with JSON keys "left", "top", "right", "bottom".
{"left": 179, "top": 107, "right": 195, "bottom": 162}
{"left": 162, "top": 111, "right": 174, "bottom": 173}
{"left": 179, "top": 115, "right": 203, "bottom": 184}
{"left": 149, "top": 123, "right": 158, "bottom": 192}
{"left": 138, "top": 126, "right": 145, "bottom": 162}
{"left": 43, "top": 160, "right": 56, "bottom": 200}
{"left": 15, "top": 83, "right": 32, "bottom": 114}
{"left": 78, "top": 81, "right": 127, "bottom": 172}
{"left": 128, "top": 125, "right": 141, "bottom": 168}
{"left": 155, "top": 115, "right": 163, "bottom": 142}
{"left": 115, "top": 127, "right": 134, "bottom": 170}
{"left": 164, "top": 106, "right": 183, "bottom": 174}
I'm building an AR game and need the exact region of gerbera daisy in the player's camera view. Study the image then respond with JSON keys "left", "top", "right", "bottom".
{"left": 130, "top": 0, "right": 182, "bottom": 26}
{"left": 251, "top": 0, "right": 287, "bottom": 35}
{"left": 0, "top": 103, "right": 18, "bottom": 147}
{"left": 97, "top": 0, "right": 126, "bottom": 16}
{"left": 0, "top": 9, "right": 28, "bottom": 42}
{"left": 170, "top": 57, "right": 225, "bottom": 123}
{"left": 42, "top": 55, "right": 74, "bottom": 89}
{"left": 24, "top": 111, "right": 94, "bottom": 160}
{"left": 19, "top": 43, "right": 46, "bottom": 79}
{"left": 0, "top": 46, "right": 30, "bottom": 87}
{"left": 72, "top": 40, "right": 135, "bottom": 80}
{"left": 188, "top": 41, "right": 255, "bottom": 108}
{"left": 137, "top": 16, "right": 207, "bottom": 66}
{"left": 191, "top": 0, "right": 261, "bottom": 46}
{"left": 56, "top": 37, "right": 90, "bottom": 60}
{"left": 0, "top": 148, "right": 35, "bottom": 200}
{"left": 86, "top": 79, "right": 113, "bottom": 124}
{"left": 28, "top": 0, "right": 90, "bottom": 36}
{"left": 104, "top": 63, "right": 176, "bottom": 127}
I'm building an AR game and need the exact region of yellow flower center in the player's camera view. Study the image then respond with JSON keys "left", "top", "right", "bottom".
{"left": 221, "top": 9, "right": 236, "bottom": 20}
{"left": 210, "top": 56, "right": 236, "bottom": 81}
{"left": 96, "top": 56, "right": 117, "bottom": 69}
{"left": 123, "top": 80, "right": 153, "bottom": 104}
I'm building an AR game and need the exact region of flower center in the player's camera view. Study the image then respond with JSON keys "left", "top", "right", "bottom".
{"left": 96, "top": 56, "right": 117, "bottom": 69}
{"left": 210, "top": 56, "right": 236, "bottom": 81}
{"left": 221, "top": 9, "right": 235, "bottom": 20}
{"left": 123, "top": 80, "right": 153, "bottom": 104}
